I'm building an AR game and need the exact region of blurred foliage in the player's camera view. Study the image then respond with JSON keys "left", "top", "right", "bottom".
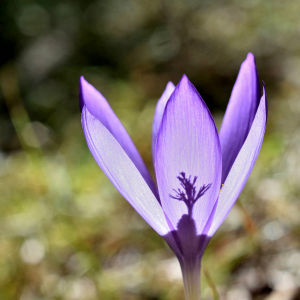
{"left": 1, "top": 0, "right": 300, "bottom": 299}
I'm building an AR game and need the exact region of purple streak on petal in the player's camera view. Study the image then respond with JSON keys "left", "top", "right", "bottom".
{"left": 155, "top": 75, "right": 222, "bottom": 234}
{"left": 220, "top": 53, "right": 260, "bottom": 183}
{"left": 80, "top": 77, "right": 159, "bottom": 199}
{"left": 208, "top": 86, "right": 267, "bottom": 237}
{"left": 81, "top": 106, "right": 170, "bottom": 236}
{"left": 152, "top": 81, "right": 175, "bottom": 158}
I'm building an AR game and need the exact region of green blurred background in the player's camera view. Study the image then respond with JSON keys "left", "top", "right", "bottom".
{"left": 1, "top": 0, "right": 300, "bottom": 299}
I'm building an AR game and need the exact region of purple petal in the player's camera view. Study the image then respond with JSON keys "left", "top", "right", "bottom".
{"left": 155, "top": 75, "right": 222, "bottom": 234}
{"left": 208, "top": 86, "right": 267, "bottom": 236}
{"left": 80, "top": 77, "right": 158, "bottom": 198}
{"left": 152, "top": 82, "right": 175, "bottom": 158}
{"left": 81, "top": 106, "right": 170, "bottom": 236}
{"left": 220, "top": 53, "right": 260, "bottom": 183}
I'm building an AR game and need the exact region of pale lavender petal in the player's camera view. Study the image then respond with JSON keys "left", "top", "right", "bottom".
{"left": 208, "top": 86, "right": 267, "bottom": 236}
{"left": 152, "top": 81, "right": 175, "bottom": 157}
{"left": 80, "top": 77, "right": 158, "bottom": 198}
{"left": 155, "top": 75, "right": 222, "bottom": 234}
{"left": 220, "top": 53, "right": 260, "bottom": 183}
{"left": 81, "top": 105, "right": 170, "bottom": 236}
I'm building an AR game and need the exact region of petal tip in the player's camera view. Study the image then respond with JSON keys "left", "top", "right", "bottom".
{"left": 246, "top": 52, "right": 255, "bottom": 60}
{"left": 79, "top": 76, "right": 86, "bottom": 112}
{"left": 261, "top": 81, "right": 267, "bottom": 100}
{"left": 181, "top": 73, "right": 189, "bottom": 82}
{"left": 78, "top": 77, "right": 108, "bottom": 118}
{"left": 243, "top": 53, "right": 256, "bottom": 68}
{"left": 79, "top": 76, "right": 88, "bottom": 89}
{"left": 166, "top": 81, "right": 175, "bottom": 90}
{"left": 177, "top": 74, "right": 193, "bottom": 90}
{"left": 257, "top": 81, "right": 267, "bottom": 121}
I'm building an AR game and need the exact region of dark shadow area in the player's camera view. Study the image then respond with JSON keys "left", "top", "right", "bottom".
{"left": 163, "top": 172, "right": 211, "bottom": 258}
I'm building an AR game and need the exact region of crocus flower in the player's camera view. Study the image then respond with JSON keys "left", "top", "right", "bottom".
{"left": 79, "top": 53, "right": 267, "bottom": 300}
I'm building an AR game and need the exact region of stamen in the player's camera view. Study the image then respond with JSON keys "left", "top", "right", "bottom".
{"left": 169, "top": 172, "right": 212, "bottom": 216}
{"left": 220, "top": 184, "right": 224, "bottom": 193}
